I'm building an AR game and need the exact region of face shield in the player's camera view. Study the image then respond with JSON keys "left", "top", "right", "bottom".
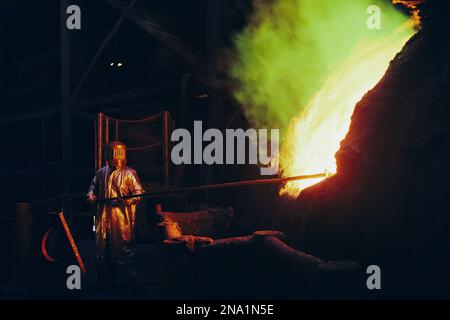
{"left": 107, "top": 141, "right": 127, "bottom": 168}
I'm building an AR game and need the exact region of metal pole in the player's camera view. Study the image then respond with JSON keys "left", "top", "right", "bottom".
{"left": 162, "top": 111, "right": 170, "bottom": 186}
{"left": 40, "top": 116, "right": 46, "bottom": 164}
{"left": 61, "top": 0, "right": 72, "bottom": 215}
{"left": 34, "top": 173, "right": 330, "bottom": 207}
{"left": 14, "top": 202, "right": 32, "bottom": 266}
{"left": 59, "top": 211, "right": 86, "bottom": 274}
{"left": 105, "top": 115, "right": 110, "bottom": 145}
{"left": 94, "top": 119, "right": 98, "bottom": 171}
{"left": 100, "top": 173, "right": 329, "bottom": 203}
{"left": 97, "top": 113, "right": 104, "bottom": 170}
{"left": 115, "top": 119, "right": 119, "bottom": 140}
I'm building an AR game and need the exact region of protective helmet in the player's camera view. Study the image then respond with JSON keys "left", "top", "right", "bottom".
{"left": 107, "top": 141, "right": 127, "bottom": 168}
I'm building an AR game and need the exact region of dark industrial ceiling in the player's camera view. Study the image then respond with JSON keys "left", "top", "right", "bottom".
{"left": 0, "top": 0, "right": 249, "bottom": 119}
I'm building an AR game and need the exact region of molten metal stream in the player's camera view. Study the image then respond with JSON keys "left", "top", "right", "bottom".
{"left": 280, "top": 25, "right": 415, "bottom": 197}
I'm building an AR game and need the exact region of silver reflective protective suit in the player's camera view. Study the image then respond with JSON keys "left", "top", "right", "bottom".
{"left": 88, "top": 165, "right": 144, "bottom": 267}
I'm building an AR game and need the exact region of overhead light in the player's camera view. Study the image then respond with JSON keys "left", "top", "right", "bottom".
{"left": 117, "top": 62, "right": 123, "bottom": 67}
{"left": 110, "top": 62, "right": 114, "bottom": 67}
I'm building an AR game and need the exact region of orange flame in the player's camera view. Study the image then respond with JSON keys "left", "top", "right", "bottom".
{"left": 393, "top": 0, "right": 423, "bottom": 27}
{"left": 279, "top": 24, "right": 416, "bottom": 198}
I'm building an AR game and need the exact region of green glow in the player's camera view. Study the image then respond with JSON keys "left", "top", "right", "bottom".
{"left": 231, "top": 0, "right": 411, "bottom": 130}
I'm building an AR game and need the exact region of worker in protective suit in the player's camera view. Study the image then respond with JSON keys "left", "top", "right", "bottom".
{"left": 87, "top": 141, "right": 144, "bottom": 287}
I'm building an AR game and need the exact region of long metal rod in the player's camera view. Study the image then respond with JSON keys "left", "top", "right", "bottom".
{"left": 30, "top": 173, "right": 330, "bottom": 206}
{"left": 162, "top": 111, "right": 170, "bottom": 186}
{"left": 98, "top": 173, "right": 329, "bottom": 203}
{"left": 97, "top": 113, "right": 104, "bottom": 170}
{"left": 105, "top": 115, "right": 110, "bottom": 146}
{"left": 59, "top": 212, "right": 86, "bottom": 274}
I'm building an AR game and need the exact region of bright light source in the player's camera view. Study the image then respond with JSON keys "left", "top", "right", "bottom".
{"left": 117, "top": 62, "right": 123, "bottom": 67}
{"left": 110, "top": 62, "right": 114, "bottom": 67}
